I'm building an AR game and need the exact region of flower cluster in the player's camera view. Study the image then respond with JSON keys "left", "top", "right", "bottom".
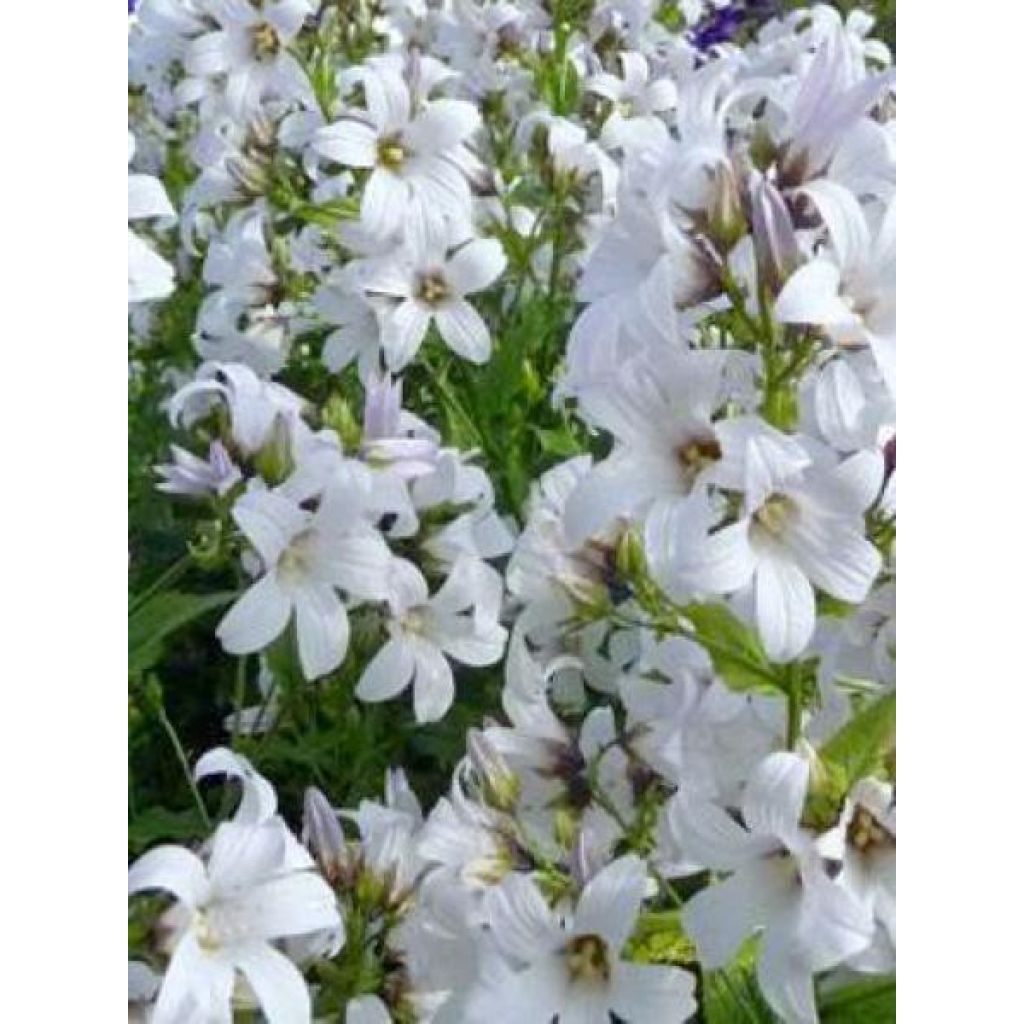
{"left": 128, "top": 0, "right": 895, "bottom": 1021}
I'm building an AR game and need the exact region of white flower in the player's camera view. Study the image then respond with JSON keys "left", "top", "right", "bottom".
{"left": 775, "top": 184, "right": 895, "bottom": 397}
{"left": 673, "top": 752, "right": 873, "bottom": 1024}
{"left": 363, "top": 234, "right": 507, "bottom": 368}
{"left": 128, "top": 818, "right": 339, "bottom": 1024}
{"left": 563, "top": 348, "right": 739, "bottom": 547}
{"left": 356, "top": 556, "right": 507, "bottom": 722}
{"left": 313, "top": 64, "right": 481, "bottom": 240}
{"left": 465, "top": 855, "right": 697, "bottom": 1023}
{"left": 820, "top": 777, "right": 896, "bottom": 964}
{"left": 128, "top": 132, "right": 175, "bottom": 304}
{"left": 216, "top": 465, "right": 392, "bottom": 679}
{"left": 184, "top": 0, "right": 314, "bottom": 119}
{"left": 587, "top": 51, "right": 676, "bottom": 151}
{"left": 647, "top": 434, "right": 882, "bottom": 662}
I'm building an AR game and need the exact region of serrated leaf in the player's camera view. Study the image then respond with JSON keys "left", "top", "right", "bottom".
{"left": 684, "top": 602, "right": 782, "bottom": 693}
{"left": 819, "top": 691, "right": 896, "bottom": 786}
{"left": 820, "top": 976, "right": 895, "bottom": 1023}
{"left": 128, "top": 590, "right": 237, "bottom": 678}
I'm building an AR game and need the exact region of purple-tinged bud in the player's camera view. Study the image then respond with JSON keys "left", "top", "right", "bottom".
{"left": 302, "top": 787, "right": 347, "bottom": 884}
{"left": 750, "top": 172, "right": 801, "bottom": 296}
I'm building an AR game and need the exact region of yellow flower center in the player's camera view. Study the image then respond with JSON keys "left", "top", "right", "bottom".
{"left": 754, "top": 493, "right": 796, "bottom": 537}
{"left": 847, "top": 806, "right": 895, "bottom": 854}
{"left": 416, "top": 271, "right": 450, "bottom": 307}
{"left": 249, "top": 21, "right": 281, "bottom": 62}
{"left": 565, "top": 933, "right": 611, "bottom": 984}
{"left": 377, "top": 135, "right": 407, "bottom": 170}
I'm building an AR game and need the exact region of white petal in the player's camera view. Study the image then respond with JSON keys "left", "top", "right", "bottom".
{"left": 435, "top": 300, "right": 491, "bottom": 363}
{"left": 233, "top": 871, "right": 341, "bottom": 941}
{"left": 665, "top": 792, "right": 775, "bottom": 873}
{"left": 753, "top": 552, "right": 816, "bottom": 662}
{"left": 128, "top": 174, "right": 175, "bottom": 221}
{"left": 232, "top": 491, "right": 308, "bottom": 567}
{"left": 217, "top": 575, "right": 293, "bottom": 656}
{"left": 564, "top": 454, "right": 680, "bottom": 548}
{"left": 346, "top": 995, "right": 392, "bottom": 1024}
{"left": 361, "top": 169, "right": 408, "bottom": 241}
{"left": 774, "top": 260, "right": 851, "bottom": 327}
{"left": 364, "top": 67, "right": 410, "bottom": 133}
{"left": 756, "top": 919, "right": 818, "bottom": 1024}
{"left": 294, "top": 584, "right": 349, "bottom": 680}
{"left": 195, "top": 748, "right": 277, "bottom": 825}
{"left": 741, "top": 751, "right": 809, "bottom": 843}
{"left": 128, "top": 846, "right": 208, "bottom": 908}
{"left": 153, "top": 931, "right": 234, "bottom": 1023}
{"left": 207, "top": 820, "right": 286, "bottom": 889}
{"left": 574, "top": 854, "right": 647, "bottom": 952}
{"left": 446, "top": 238, "right": 507, "bottom": 296}
{"left": 406, "top": 99, "right": 481, "bottom": 153}
{"left": 355, "top": 638, "right": 416, "bottom": 703}
{"left": 128, "top": 231, "right": 176, "bottom": 303}
{"left": 684, "top": 858, "right": 796, "bottom": 969}
{"left": 483, "top": 874, "right": 561, "bottom": 963}
{"left": 315, "top": 120, "right": 379, "bottom": 168}
{"left": 609, "top": 962, "right": 696, "bottom": 1024}
{"left": 232, "top": 942, "right": 311, "bottom": 1024}
{"left": 784, "top": 516, "right": 881, "bottom": 604}
{"left": 381, "top": 298, "right": 430, "bottom": 370}
{"left": 411, "top": 641, "right": 455, "bottom": 723}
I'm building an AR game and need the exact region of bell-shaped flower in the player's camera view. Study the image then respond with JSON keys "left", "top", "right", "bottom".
{"left": 362, "top": 233, "right": 506, "bottom": 368}
{"left": 216, "top": 464, "right": 392, "bottom": 679}
{"left": 313, "top": 63, "right": 480, "bottom": 240}
{"left": 671, "top": 752, "right": 873, "bottom": 1024}
{"left": 355, "top": 556, "right": 507, "bottom": 722}
{"left": 464, "top": 855, "right": 696, "bottom": 1023}
{"left": 128, "top": 816, "right": 339, "bottom": 1024}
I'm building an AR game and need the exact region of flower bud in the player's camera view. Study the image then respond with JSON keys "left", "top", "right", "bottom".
{"left": 253, "top": 413, "right": 293, "bottom": 484}
{"left": 468, "top": 728, "right": 520, "bottom": 812}
{"left": 706, "top": 163, "right": 746, "bottom": 254}
{"left": 302, "top": 787, "right": 347, "bottom": 884}
{"left": 750, "top": 172, "right": 801, "bottom": 296}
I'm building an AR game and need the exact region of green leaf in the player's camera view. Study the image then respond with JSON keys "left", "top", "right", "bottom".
{"left": 703, "top": 963, "right": 776, "bottom": 1024}
{"left": 683, "top": 603, "right": 782, "bottom": 693}
{"left": 128, "top": 805, "right": 208, "bottom": 856}
{"left": 531, "top": 425, "right": 582, "bottom": 457}
{"left": 128, "top": 590, "right": 237, "bottom": 678}
{"left": 819, "top": 690, "right": 896, "bottom": 786}
{"left": 820, "top": 976, "right": 895, "bottom": 1023}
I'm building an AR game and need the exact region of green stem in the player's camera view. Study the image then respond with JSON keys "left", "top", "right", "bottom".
{"left": 786, "top": 667, "right": 802, "bottom": 750}
{"left": 129, "top": 552, "right": 191, "bottom": 614}
{"left": 155, "top": 704, "right": 211, "bottom": 830}
{"left": 232, "top": 655, "right": 248, "bottom": 746}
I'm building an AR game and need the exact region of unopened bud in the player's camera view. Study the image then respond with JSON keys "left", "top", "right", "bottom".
{"left": 302, "top": 787, "right": 347, "bottom": 884}
{"left": 468, "top": 729, "right": 520, "bottom": 812}
{"left": 253, "top": 413, "right": 293, "bottom": 484}
{"left": 706, "top": 164, "right": 746, "bottom": 254}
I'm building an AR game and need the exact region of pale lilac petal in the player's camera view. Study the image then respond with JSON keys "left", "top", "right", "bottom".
{"left": 217, "top": 575, "right": 293, "bottom": 656}
{"left": 435, "top": 299, "right": 491, "bottom": 363}
{"left": 355, "top": 638, "right": 416, "bottom": 702}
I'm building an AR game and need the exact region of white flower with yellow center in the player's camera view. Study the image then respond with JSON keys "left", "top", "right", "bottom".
{"left": 464, "top": 855, "right": 696, "bottom": 1023}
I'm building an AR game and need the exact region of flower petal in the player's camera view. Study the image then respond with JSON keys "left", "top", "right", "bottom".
{"left": 435, "top": 300, "right": 491, "bottom": 363}
{"left": 217, "top": 575, "right": 293, "bottom": 656}
{"left": 573, "top": 854, "right": 647, "bottom": 952}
